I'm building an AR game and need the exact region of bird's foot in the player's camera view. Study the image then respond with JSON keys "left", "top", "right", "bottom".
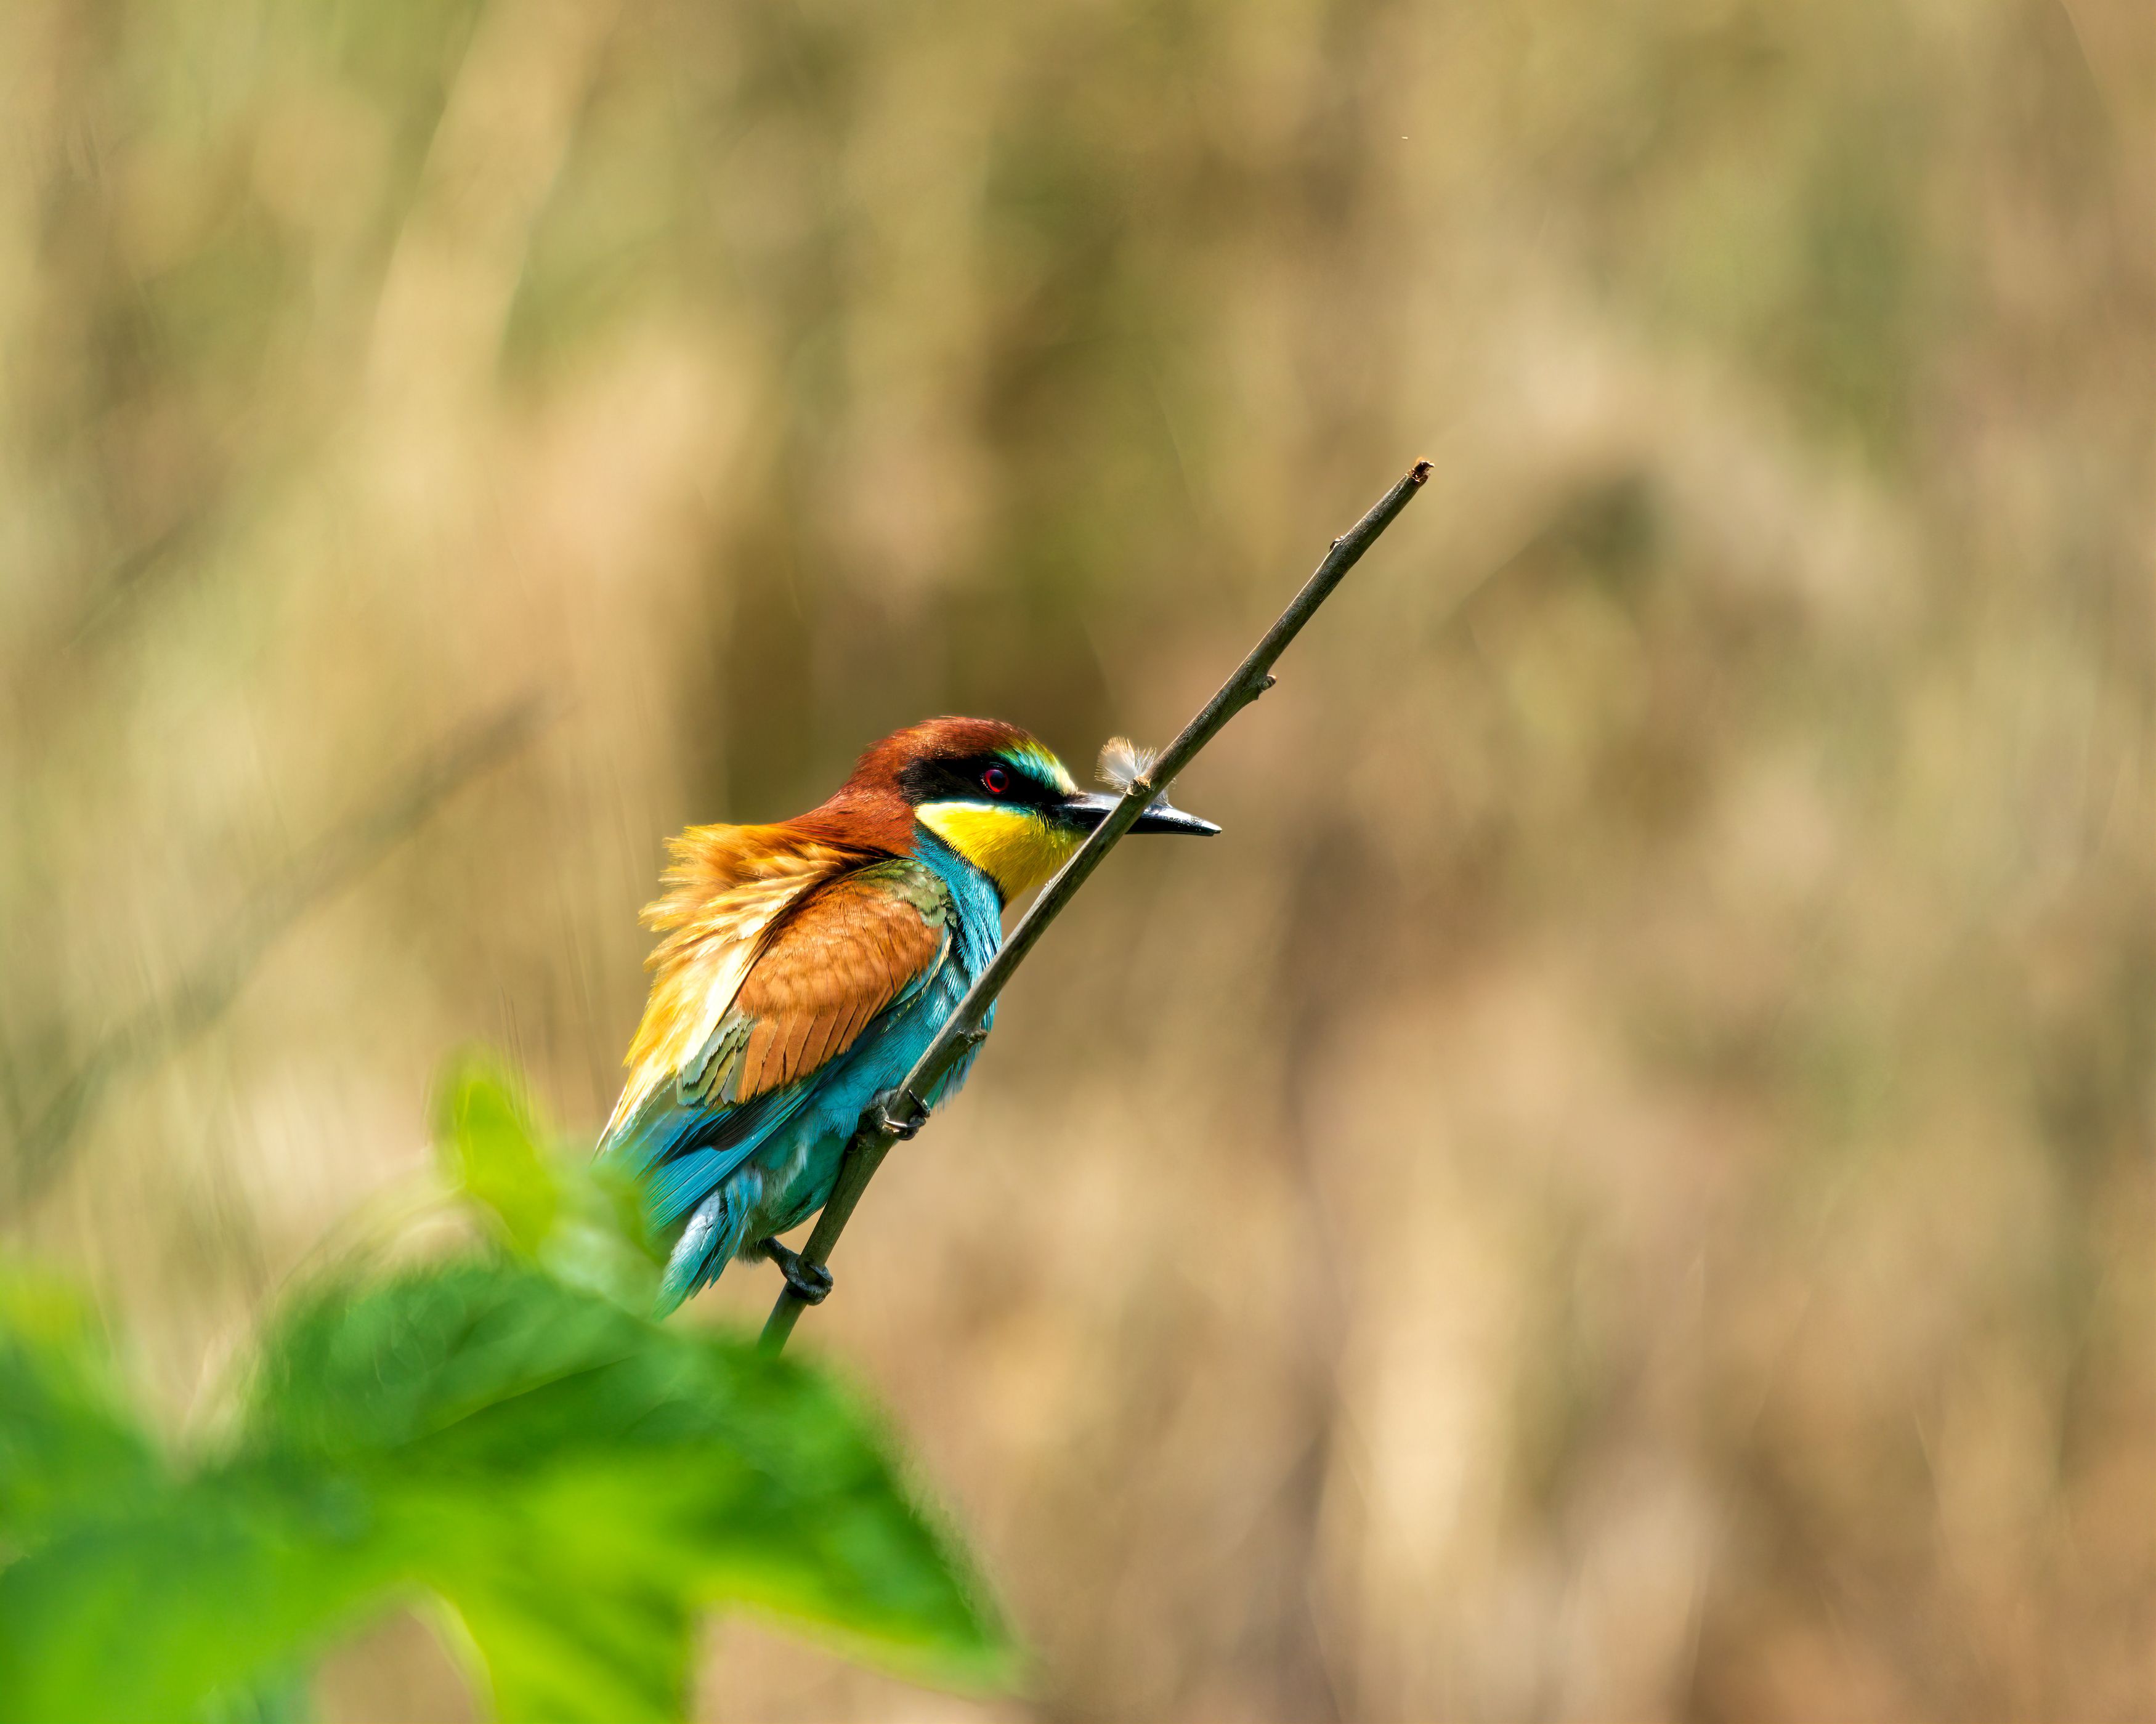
{"left": 869, "top": 1087, "right": 929, "bottom": 1141}
{"left": 758, "top": 1238, "right": 833, "bottom": 1305}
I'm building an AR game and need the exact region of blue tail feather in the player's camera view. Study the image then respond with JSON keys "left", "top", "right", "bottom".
{"left": 657, "top": 1168, "right": 764, "bottom": 1315}
{"left": 644, "top": 1147, "right": 736, "bottom": 1229}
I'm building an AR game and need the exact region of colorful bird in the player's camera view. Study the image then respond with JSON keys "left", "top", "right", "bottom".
{"left": 601, "top": 716, "right": 1218, "bottom": 1313}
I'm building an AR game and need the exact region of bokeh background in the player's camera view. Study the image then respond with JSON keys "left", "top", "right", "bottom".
{"left": 4, "top": 0, "right": 2152, "bottom": 1717}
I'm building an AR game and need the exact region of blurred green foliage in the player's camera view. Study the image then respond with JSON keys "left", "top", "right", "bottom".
{"left": 0, "top": 1058, "right": 1011, "bottom": 1723}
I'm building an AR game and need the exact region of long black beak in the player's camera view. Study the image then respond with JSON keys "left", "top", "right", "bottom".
{"left": 1058, "top": 790, "right": 1222, "bottom": 837}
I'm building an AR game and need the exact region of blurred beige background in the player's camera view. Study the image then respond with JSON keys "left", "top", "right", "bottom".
{"left": 4, "top": 0, "right": 2152, "bottom": 1718}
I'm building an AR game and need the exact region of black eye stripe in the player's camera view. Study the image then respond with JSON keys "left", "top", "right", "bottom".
{"left": 900, "top": 752, "right": 1057, "bottom": 807}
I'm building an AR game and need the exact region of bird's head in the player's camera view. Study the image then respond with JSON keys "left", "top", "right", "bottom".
{"left": 838, "top": 716, "right": 1217, "bottom": 901}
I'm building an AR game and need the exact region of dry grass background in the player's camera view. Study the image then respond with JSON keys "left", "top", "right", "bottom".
{"left": 3, "top": 0, "right": 2153, "bottom": 1718}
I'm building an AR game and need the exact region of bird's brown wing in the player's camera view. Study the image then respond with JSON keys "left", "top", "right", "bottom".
{"left": 715, "top": 858, "right": 953, "bottom": 1103}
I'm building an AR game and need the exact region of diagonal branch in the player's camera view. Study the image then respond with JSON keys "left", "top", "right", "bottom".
{"left": 760, "top": 461, "right": 1431, "bottom": 1354}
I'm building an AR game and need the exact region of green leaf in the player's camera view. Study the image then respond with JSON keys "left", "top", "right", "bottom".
{"left": 431, "top": 1051, "right": 660, "bottom": 1312}
{"left": 249, "top": 1263, "right": 1013, "bottom": 1715}
{"left": 198, "top": 1667, "right": 315, "bottom": 1724}
{"left": 0, "top": 1258, "right": 1013, "bottom": 1723}
{"left": 434, "top": 1051, "right": 559, "bottom": 1258}
{"left": 0, "top": 1462, "right": 395, "bottom": 1724}
{"left": 0, "top": 1271, "right": 325, "bottom": 1724}
{"left": 0, "top": 1268, "right": 161, "bottom": 1547}
{"left": 535, "top": 1152, "right": 663, "bottom": 1314}
{"left": 433, "top": 1568, "right": 690, "bottom": 1723}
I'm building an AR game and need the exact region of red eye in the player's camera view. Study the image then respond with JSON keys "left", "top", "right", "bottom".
{"left": 982, "top": 766, "right": 1010, "bottom": 795}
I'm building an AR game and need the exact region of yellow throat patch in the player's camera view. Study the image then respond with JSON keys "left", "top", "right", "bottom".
{"left": 915, "top": 803, "right": 1080, "bottom": 900}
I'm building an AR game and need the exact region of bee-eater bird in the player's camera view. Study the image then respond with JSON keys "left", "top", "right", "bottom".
{"left": 602, "top": 716, "right": 1218, "bottom": 1314}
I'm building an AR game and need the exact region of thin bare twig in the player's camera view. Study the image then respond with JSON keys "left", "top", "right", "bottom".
{"left": 8, "top": 697, "right": 555, "bottom": 1204}
{"left": 760, "top": 461, "right": 1432, "bottom": 1353}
